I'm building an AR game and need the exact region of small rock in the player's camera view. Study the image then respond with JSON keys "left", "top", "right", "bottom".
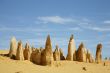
{"left": 104, "top": 62, "right": 106, "bottom": 66}
{"left": 82, "top": 67, "right": 87, "bottom": 71}
{"left": 15, "top": 71, "right": 23, "bottom": 73}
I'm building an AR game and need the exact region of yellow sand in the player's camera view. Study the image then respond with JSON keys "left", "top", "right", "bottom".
{"left": 0, "top": 50, "right": 110, "bottom": 73}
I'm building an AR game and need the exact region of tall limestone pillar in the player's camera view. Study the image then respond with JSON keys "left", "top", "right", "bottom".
{"left": 16, "top": 41, "right": 24, "bottom": 60}
{"left": 59, "top": 48, "right": 65, "bottom": 60}
{"left": 53, "top": 45, "right": 60, "bottom": 61}
{"left": 41, "top": 35, "right": 54, "bottom": 65}
{"left": 31, "top": 48, "right": 42, "bottom": 65}
{"left": 76, "top": 43, "right": 87, "bottom": 62}
{"left": 86, "top": 49, "right": 94, "bottom": 63}
{"left": 23, "top": 43, "right": 31, "bottom": 60}
{"left": 66, "top": 34, "right": 76, "bottom": 61}
{"left": 95, "top": 43, "right": 102, "bottom": 63}
{"left": 9, "top": 37, "right": 17, "bottom": 59}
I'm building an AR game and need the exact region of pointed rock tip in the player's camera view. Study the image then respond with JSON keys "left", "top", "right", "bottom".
{"left": 11, "top": 36, "right": 16, "bottom": 41}
{"left": 80, "top": 42, "right": 84, "bottom": 47}
{"left": 18, "top": 40, "right": 22, "bottom": 44}
{"left": 47, "top": 34, "right": 50, "bottom": 38}
{"left": 56, "top": 45, "right": 58, "bottom": 49}
{"left": 46, "top": 34, "right": 51, "bottom": 42}
{"left": 55, "top": 45, "right": 59, "bottom": 51}
{"left": 25, "top": 42, "right": 30, "bottom": 49}
{"left": 26, "top": 42, "right": 30, "bottom": 46}
{"left": 46, "top": 34, "right": 51, "bottom": 44}
{"left": 97, "top": 43, "right": 102, "bottom": 48}
{"left": 70, "top": 34, "right": 74, "bottom": 40}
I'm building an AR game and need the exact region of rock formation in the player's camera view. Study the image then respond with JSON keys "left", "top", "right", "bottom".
{"left": 95, "top": 43, "right": 102, "bottom": 63}
{"left": 9, "top": 37, "right": 17, "bottom": 59}
{"left": 30, "top": 48, "right": 41, "bottom": 65}
{"left": 41, "top": 35, "right": 54, "bottom": 65}
{"left": 7, "top": 35, "right": 105, "bottom": 65}
{"left": 23, "top": 43, "right": 31, "bottom": 60}
{"left": 86, "top": 49, "right": 94, "bottom": 63}
{"left": 16, "top": 41, "right": 24, "bottom": 60}
{"left": 59, "top": 48, "right": 65, "bottom": 60}
{"left": 66, "top": 34, "right": 76, "bottom": 61}
{"left": 76, "top": 43, "right": 87, "bottom": 62}
{"left": 53, "top": 45, "right": 60, "bottom": 61}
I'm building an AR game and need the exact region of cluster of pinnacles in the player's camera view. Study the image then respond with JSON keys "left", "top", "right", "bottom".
{"left": 8, "top": 34, "right": 103, "bottom": 66}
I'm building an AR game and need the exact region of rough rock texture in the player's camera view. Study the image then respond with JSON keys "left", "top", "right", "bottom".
{"left": 9, "top": 37, "right": 17, "bottom": 59}
{"left": 53, "top": 45, "right": 60, "bottom": 61}
{"left": 86, "top": 49, "right": 94, "bottom": 63}
{"left": 23, "top": 43, "right": 31, "bottom": 60}
{"left": 59, "top": 48, "right": 65, "bottom": 60}
{"left": 95, "top": 43, "right": 102, "bottom": 63}
{"left": 30, "top": 47, "right": 36, "bottom": 62}
{"left": 16, "top": 41, "right": 24, "bottom": 60}
{"left": 76, "top": 43, "right": 87, "bottom": 62}
{"left": 30, "top": 48, "right": 41, "bottom": 65}
{"left": 66, "top": 35, "right": 76, "bottom": 61}
{"left": 41, "top": 35, "right": 54, "bottom": 65}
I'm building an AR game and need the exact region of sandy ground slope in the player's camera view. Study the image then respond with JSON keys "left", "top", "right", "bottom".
{"left": 0, "top": 50, "right": 110, "bottom": 73}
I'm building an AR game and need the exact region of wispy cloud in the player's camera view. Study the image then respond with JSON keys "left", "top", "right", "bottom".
{"left": 79, "top": 22, "right": 110, "bottom": 32}
{"left": 104, "top": 20, "right": 110, "bottom": 24}
{"left": 84, "top": 26, "right": 110, "bottom": 32}
{"left": 37, "top": 16, "right": 76, "bottom": 24}
{"left": 69, "top": 27, "right": 82, "bottom": 31}
{"left": 90, "top": 27, "right": 110, "bottom": 31}
{"left": 1, "top": 16, "right": 110, "bottom": 32}
{"left": 0, "top": 26, "right": 82, "bottom": 32}
{"left": 0, "top": 27, "right": 50, "bottom": 32}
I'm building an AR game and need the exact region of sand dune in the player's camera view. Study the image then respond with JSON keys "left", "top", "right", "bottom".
{"left": 0, "top": 50, "right": 110, "bottom": 73}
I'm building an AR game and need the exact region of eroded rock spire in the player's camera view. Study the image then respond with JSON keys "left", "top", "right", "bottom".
{"left": 23, "top": 43, "right": 31, "bottom": 60}
{"left": 66, "top": 34, "right": 76, "bottom": 61}
{"left": 95, "top": 43, "right": 102, "bottom": 63}
{"left": 76, "top": 43, "right": 87, "bottom": 62}
{"left": 16, "top": 41, "right": 24, "bottom": 60}
{"left": 41, "top": 35, "right": 54, "bottom": 65}
{"left": 53, "top": 45, "right": 60, "bottom": 61}
{"left": 9, "top": 36, "right": 17, "bottom": 59}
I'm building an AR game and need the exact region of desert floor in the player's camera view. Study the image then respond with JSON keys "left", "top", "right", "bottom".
{"left": 0, "top": 50, "right": 110, "bottom": 73}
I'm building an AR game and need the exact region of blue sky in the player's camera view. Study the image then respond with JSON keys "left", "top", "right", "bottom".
{"left": 0, "top": 0, "right": 110, "bottom": 58}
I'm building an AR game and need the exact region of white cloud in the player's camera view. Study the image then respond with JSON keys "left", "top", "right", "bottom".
{"left": 37, "top": 16, "right": 76, "bottom": 24}
{"left": 78, "top": 22, "right": 110, "bottom": 32}
{"left": 104, "top": 20, "right": 110, "bottom": 24}
{"left": 1, "top": 16, "right": 110, "bottom": 32}
{"left": 69, "top": 27, "right": 82, "bottom": 31}
{"left": 0, "top": 27, "right": 50, "bottom": 32}
{"left": 90, "top": 27, "right": 110, "bottom": 31}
